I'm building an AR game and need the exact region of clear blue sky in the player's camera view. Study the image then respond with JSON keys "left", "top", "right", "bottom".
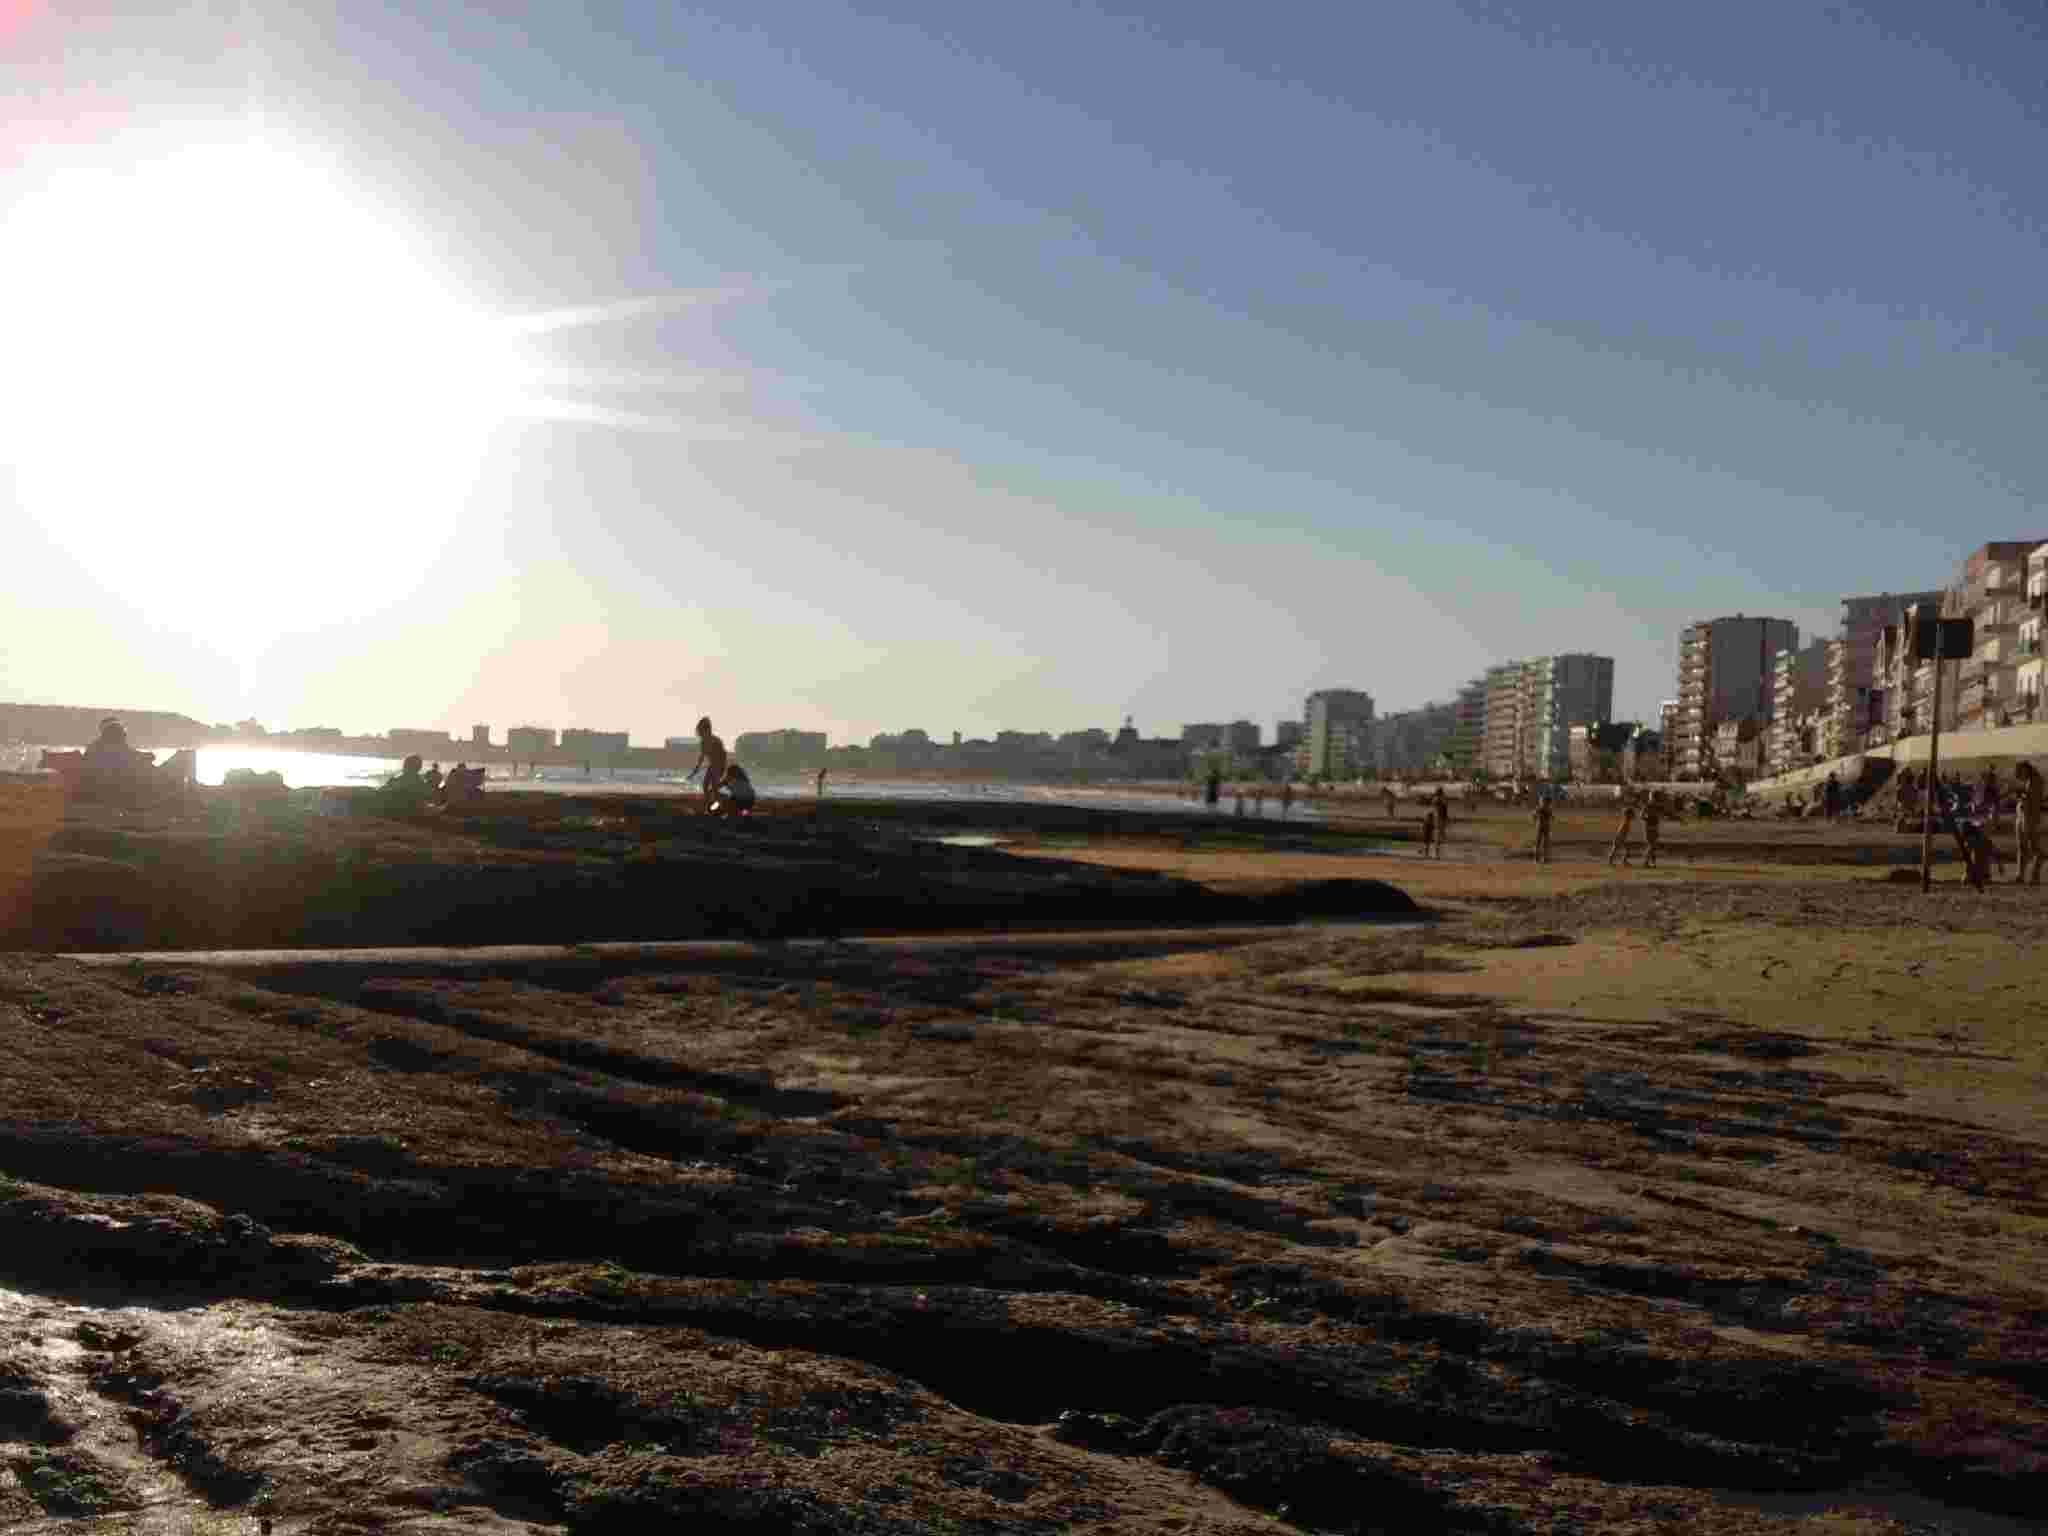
{"left": 3, "top": 1, "right": 2043, "bottom": 744}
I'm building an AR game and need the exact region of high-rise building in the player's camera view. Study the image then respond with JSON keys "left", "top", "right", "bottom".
{"left": 1672, "top": 615, "right": 1798, "bottom": 779}
{"left": 1303, "top": 689, "right": 1374, "bottom": 779}
{"left": 1768, "top": 640, "right": 1828, "bottom": 774}
{"left": 1180, "top": 723, "right": 1227, "bottom": 752}
{"left": 1445, "top": 679, "right": 1487, "bottom": 774}
{"left": 1222, "top": 720, "right": 1260, "bottom": 756}
{"left": 1479, "top": 662, "right": 1529, "bottom": 780}
{"left": 1477, "top": 655, "right": 1614, "bottom": 780}
{"left": 1368, "top": 701, "right": 1457, "bottom": 778}
{"left": 1274, "top": 721, "right": 1304, "bottom": 751}
{"left": 1955, "top": 541, "right": 2047, "bottom": 730}
{"left": 1827, "top": 591, "right": 1943, "bottom": 756}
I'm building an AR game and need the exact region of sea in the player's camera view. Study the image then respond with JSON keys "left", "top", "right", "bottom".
{"left": 2, "top": 743, "right": 1321, "bottom": 821}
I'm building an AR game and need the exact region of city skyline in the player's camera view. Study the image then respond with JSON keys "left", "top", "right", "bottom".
{"left": 3, "top": 5, "right": 2041, "bottom": 745}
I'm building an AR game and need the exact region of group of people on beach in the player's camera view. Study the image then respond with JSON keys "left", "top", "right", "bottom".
{"left": 684, "top": 718, "right": 757, "bottom": 817}
{"left": 381, "top": 755, "right": 486, "bottom": 812}
{"left": 1894, "top": 760, "right": 2045, "bottom": 888}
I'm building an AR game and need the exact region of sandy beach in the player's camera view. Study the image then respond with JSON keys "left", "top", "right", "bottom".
{"left": 1, "top": 784, "right": 2043, "bottom": 1533}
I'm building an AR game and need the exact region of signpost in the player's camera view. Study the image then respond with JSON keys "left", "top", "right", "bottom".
{"left": 1915, "top": 606, "right": 1977, "bottom": 893}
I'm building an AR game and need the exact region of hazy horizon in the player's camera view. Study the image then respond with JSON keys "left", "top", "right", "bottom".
{"left": 4, "top": 3, "right": 2041, "bottom": 746}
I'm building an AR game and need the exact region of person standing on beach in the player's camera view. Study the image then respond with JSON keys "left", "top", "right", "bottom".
{"left": 1531, "top": 793, "right": 1553, "bottom": 864}
{"left": 1432, "top": 786, "right": 1450, "bottom": 843}
{"left": 2015, "top": 761, "right": 2043, "bottom": 885}
{"left": 1607, "top": 794, "right": 1638, "bottom": 867}
{"left": 687, "top": 717, "right": 728, "bottom": 812}
{"left": 1281, "top": 782, "right": 1295, "bottom": 820}
{"left": 1383, "top": 785, "right": 1398, "bottom": 819}
{"left": 1205, "top": 767, "right": 1222, "bottom": 810}
{"left": 1641, "top": 792, "right": 1663, "bottom": 868}
{"left": 1419, "top": 805, "right": 1439, "bottom": 858}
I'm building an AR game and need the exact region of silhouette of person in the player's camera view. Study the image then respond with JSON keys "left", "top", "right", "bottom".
{"left": 688, "top": 717, "right": 728, "bottom": 810}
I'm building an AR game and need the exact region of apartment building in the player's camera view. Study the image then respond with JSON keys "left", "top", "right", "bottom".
{"left": 1476, "top": 654, "right": 1615, "bottom": 780}
{"left": 1369, "top": 701, "right": 1457, "bottom": 779}
{"left": 1479, "top": 662, "right": 1530, "bottom": 779}
{"left": 1303, "top": 689, "right": 1375, "bottom": 779}
{"left": 2020, "top": 545, "right": 2047, "bottom": 721}
{"left": 1826, "top": 591, "right": 1942, "bottom": 756}
{"left": 1672, "top": 615, "right": 1797, "bottom": 779}
{"left": 1529, "top": 654, "right": 1615, "bottom": 779}
{"left": 1768, "top": 640, "right": 1828, "bottom": 774}
{"left": 1955, "top": 541, "right": 2046, "bottom": 729}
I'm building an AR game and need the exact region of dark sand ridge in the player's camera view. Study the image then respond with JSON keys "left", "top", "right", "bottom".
{"left": 1, "top": 782, "right": 1418, "bottom": 954}
{"left": 2, "top": 790, "right": 2045, "bottom": 1532}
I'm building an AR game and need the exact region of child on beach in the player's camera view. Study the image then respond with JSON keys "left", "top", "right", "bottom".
{"left": 687, "top": 717, "right": 728, "bottom": 812}
{"left": 1642, "top": 793, "right": 1663, "bottom": 868}
{"left": 1531, "top": 795, "right": 1553, "bottom": 864}
{"left": 1607, "top": 795, "right": 1638, "bottom": 867}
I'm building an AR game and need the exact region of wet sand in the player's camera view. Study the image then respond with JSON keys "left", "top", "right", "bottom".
{"left": 0, "top": 791, "right": 2044, "bottom": 1532}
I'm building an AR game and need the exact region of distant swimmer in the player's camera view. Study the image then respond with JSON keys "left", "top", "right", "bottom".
{"left": 687, "top": 717, "right": 728, "bottom": 811}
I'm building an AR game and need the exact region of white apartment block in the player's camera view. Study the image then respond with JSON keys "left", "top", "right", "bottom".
{"left": 1768, "top": 639, "right": 1827, "bottom": 775}
{"left": 1478, "top": 655, "right": 1615, "bottom": 780}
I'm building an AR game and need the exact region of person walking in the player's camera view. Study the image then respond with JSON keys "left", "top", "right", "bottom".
{"left": 2015, "top": 761, "right": 2043, "bottom": 885}
{"left": 1383, "top": 785, "right": 1398, "bottom": 819}
{"left": 1531, "top": 792, "right": 1554, "bottom": 864}
{"left": 1607, "top": 793, "right": 1638, "bottom": 867}
{"left": 1642, "top": 792, "right": 1663, "bottom": 868}
{"left": 1822, "top": 772, "right": 1841, "bottom": 822}
{"left": 1204, "top": 767, "right": 1222, "bottom": 811}
{"left": 1281, "top": 782, "right": 1295, "bottom": 820}
{"left": 1432, "top": 785, "right": 1450, "bottom": 845}
{"left": 1419, "top": 805, "right": 1440, "bottom": 858}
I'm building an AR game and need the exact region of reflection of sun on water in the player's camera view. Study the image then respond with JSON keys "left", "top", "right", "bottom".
{"left": 0, "top": 129, "right": 541, "bottom": 643}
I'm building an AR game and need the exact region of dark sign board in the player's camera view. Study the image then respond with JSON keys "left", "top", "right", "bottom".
{"left": 1907, "top": 603, "right": 1975, "bottom": 661}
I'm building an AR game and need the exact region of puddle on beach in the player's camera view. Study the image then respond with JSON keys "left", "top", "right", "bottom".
{"left": 0, "top": 1285, "right": 214, "bottom": 1531}
{"left": 931, "top": 833, "right": 1008, "bottom": 847}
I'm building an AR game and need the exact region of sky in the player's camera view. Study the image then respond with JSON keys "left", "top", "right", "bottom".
{"left": 2, "top": 1, "right": 2043, "bottom": 746}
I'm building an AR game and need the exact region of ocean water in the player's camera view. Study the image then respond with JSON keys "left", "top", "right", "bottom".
{"left": 9, "top": 743, "right": 1320, "bottom": 821}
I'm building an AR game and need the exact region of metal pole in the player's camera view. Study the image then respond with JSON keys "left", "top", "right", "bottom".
{"left": 1920, "top": 634, "right": 1944, "bottom": 893}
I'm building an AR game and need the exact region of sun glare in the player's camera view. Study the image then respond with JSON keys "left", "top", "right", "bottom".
{"left": 0, "top": 130, "right": 538, "bottom": 635}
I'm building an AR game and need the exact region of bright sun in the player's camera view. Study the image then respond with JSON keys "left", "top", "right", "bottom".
{"left": 0, "top": 130, "right": 538, "bottom": 635}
